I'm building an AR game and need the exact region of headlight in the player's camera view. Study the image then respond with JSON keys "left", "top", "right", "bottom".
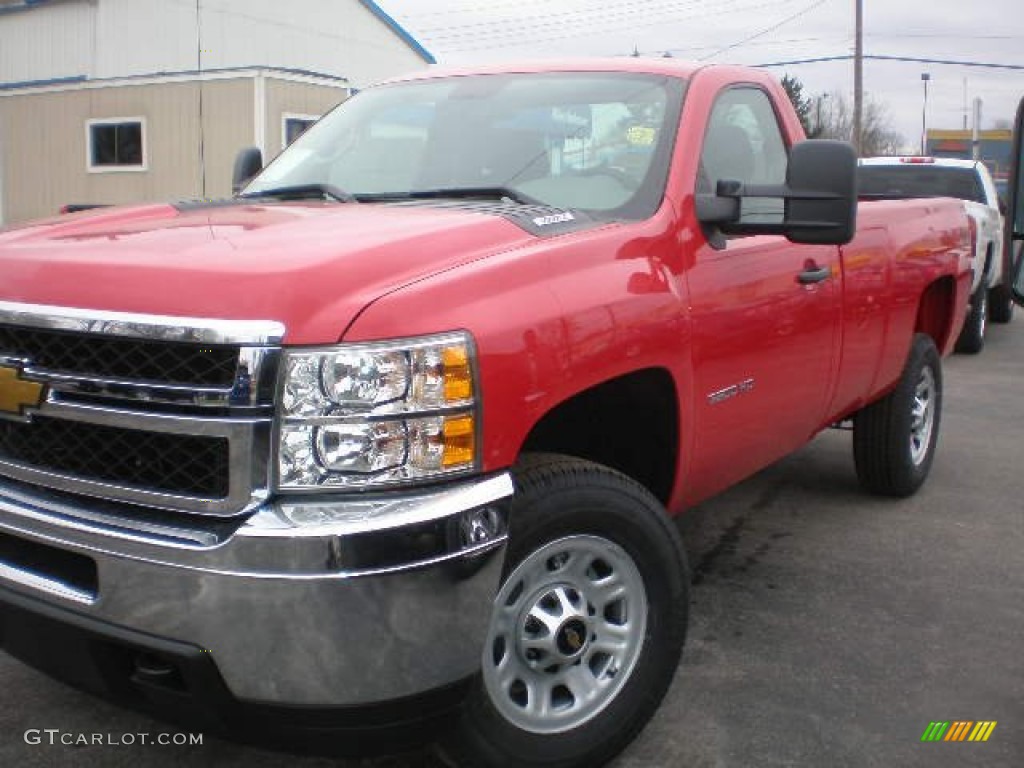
{"left": 277, "top": 332, "right": 478, "bottom": 490}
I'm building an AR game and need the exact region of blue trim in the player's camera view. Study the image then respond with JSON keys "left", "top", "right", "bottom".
{"left": 0, "top": 67, "right": 349, "bottom": 93}
{"left": 0, "top": 74, "right": 86, "bottom": 91}
{"left": 0, "top": 0, "right": 52, "bottom": 15}
{"left": 358, "top": 0, "right": 436, "bottom": 65}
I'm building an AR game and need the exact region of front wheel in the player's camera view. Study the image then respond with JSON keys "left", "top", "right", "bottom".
{"left": 853, "top": 334, "right": 942, "bottom": 497}
{"left": 440, "top": 455, "right": 689, "bottom": 768}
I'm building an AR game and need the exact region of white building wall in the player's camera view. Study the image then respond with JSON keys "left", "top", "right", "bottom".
{"left": 186, "top": 0, "right": 428, "bottom": 88}
{"left": 0, "top": 0, "right": 430, "bottom": 89}
{"left": 92, "top": 0, "right": 199, "bottom": 79}
{"left": 0, "top": 0, "right": 97, "bottom": 83}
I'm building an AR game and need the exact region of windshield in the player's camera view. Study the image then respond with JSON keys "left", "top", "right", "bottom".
{"left": 245, "top": 72, "right": 685, "bottom": 219}
{"left": 858, "top": 165, "right": 986, "bottom": 204}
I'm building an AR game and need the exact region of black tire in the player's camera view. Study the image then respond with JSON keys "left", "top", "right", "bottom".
{"left": 853, "top": 334, "right": 942, "bottom": 497}
{"left": 440, "top": 454, "right": 689, "bottom": 768}
{"left": 954, "top": 285, "right": 987, "bottom": 354}
{"left": 988, "top": 282, "right": 1014, "bottom": 324}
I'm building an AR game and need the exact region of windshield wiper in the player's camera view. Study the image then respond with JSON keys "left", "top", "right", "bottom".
{"left": 239, "top": 183, "right": 356, "bottom": 204}
{"left": 358, "top": 186, "right": 546, "bottom": 206}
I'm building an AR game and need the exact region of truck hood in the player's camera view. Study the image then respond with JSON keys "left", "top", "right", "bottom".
{"left": 0, "top": 201, "right": 535, "bottom": 343}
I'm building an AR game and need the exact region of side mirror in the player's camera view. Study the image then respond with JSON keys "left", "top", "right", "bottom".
{"left": 695, "top": 140, "right": 857, "bottom": 246}
{"left": 1009, "top": 96, "right": 1024, "bottom": 306}
{"left": 232, "top": 147, "right": 263, "bottom": 194}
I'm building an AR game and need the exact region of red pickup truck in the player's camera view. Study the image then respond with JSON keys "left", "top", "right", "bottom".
{"left": 0, "top": 60, "right": 972, "bottom": 766}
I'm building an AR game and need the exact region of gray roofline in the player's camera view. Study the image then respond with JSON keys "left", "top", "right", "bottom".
{"left": 0, "top": 66, "right": 350, "bottom": 93}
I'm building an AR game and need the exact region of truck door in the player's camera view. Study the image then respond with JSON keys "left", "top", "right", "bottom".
{"left": 685, "top": 86, "right": 841, "bottom": 501}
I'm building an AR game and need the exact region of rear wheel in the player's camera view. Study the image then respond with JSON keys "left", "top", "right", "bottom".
{"left": 853, "top": 334, "right": 942, "bottom": 497}
{"left": 954, "top": 285, "right": 987, "bottom": 354}
{"left": 440, "top": 454, "right": 688, "bottom": 768}
{"left": 989, "top": 282, "right": 1014, "bottom": 324}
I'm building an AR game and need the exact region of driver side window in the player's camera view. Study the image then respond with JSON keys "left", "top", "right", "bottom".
{"left": 700, "top": 87, "right": 789, "bottom": 224}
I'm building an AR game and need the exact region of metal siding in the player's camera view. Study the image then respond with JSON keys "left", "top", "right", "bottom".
{"left": 264, "top": 78, "right": 347, "bottom": 159}
{"left": 93, "top": 0, "right": 196, "bottom": 79}
{"left": 101, "top": 0, "right": 425, "bottom": 88}
{"left": 0, "top": 0, "right": 96, "bottom": 83}
{"left": 0, "top": 98, "right": 7, "bottom": 225}
{"left": 1, "top": 78, "right": 252, "bottom": 224}
{"left": 199, "top": 78, "right": 254, "bottom": 199}
{"left": 3, "top": 1, "right": 428, "bottom": 90}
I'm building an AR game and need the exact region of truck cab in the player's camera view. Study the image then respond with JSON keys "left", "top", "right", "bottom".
{"left": 0, "top": 60, "right": 975, "bottom": 767}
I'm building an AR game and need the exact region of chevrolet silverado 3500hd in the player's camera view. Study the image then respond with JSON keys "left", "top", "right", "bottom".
{"left": 0, "top": 59, "right": 972, "bottom": 766}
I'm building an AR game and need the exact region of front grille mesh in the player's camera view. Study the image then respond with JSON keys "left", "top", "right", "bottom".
{"left": 0, "top": 324, "right": 239, "bottom": 387}
{"left": 0, "top": 415, "right": 230, "bottom": 498}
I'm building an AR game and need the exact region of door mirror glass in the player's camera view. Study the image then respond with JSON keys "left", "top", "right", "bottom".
{"left": 232, "top": 147, "right": 264, "bottom": 195}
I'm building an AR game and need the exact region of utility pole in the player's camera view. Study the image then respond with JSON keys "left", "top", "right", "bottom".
{"left": 962, "top": 77, "right": 968, "bottom": 131}
{"left": 921, "top": 73, "right": 930, "bottom": 155}
{"left": 853, "top": 0, "right": 863, "bottom": 155}
{"left": 972, "top": 97, "right": 982, "bottom": 161}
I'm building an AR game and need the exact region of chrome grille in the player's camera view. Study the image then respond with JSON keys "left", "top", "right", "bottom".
{"left": 0, "top": 302, "right": 284, "bottom": 517}
{"left": 0, "top": 324, "right": 239, "bottom": 387}
{"left": 0, "top": 415, "right": 230, "bottom": 497}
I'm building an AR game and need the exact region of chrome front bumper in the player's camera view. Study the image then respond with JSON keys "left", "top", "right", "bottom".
{"left": 0, "top": 473, "right": 511, "bottom": 707}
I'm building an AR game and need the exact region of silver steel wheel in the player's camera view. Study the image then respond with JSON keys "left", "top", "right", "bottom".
{"left": 909, "top": 365, "right": 936, "bottom": 465}
{"left": 482, "top": 534, "right": 648, "bottom": 735}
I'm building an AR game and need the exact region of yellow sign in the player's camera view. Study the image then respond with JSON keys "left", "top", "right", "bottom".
{"left": 626, "top": 125, "right": 656, "bottom": 146}
{"left": 0, "top": 366, "right": 45, "bottom": 417}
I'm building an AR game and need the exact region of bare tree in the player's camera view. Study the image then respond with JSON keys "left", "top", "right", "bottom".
{"left": 807, "top": 91, "right": 903, "bottom": 156}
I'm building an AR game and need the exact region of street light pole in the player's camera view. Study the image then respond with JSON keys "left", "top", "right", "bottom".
{"left": 920, "top": 72, "right": 931, "bottom": 155}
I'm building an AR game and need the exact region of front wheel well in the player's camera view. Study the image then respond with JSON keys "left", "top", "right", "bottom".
{"left": 915, "top": 276, "right": 956, "bottom": 351}
{"left": 519, "top": 368, "right": 679, "bottom": 506}
{"left": 982, "top": 241, "right": 995, "bottom": 286}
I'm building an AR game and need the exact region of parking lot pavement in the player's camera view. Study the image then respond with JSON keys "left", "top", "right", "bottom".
{"left": 2, "top": 322, "right": 1022, "bottom": 768}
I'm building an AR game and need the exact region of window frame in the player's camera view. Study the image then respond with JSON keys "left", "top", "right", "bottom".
{"left": 281, "top": 113, "right": 320, "bottom": 151}
{"left": 85, "top": 116, "right": 148, "bottom": 174}
{"left": 698, "top": 84, "right": 792, "bottom": 232}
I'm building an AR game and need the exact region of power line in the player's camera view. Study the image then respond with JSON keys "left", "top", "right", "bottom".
{"left": 412, "top": 0, "right": 708, "bottom": 35}
{"left": 754, "top": 54, "right": 1024, "bottom": 71}
{"left": 432, "top": 0, "right": 804, "bottom": 54}
{"left": 697, "top": 0, "right": 832, "bottom": 61}
{"left": 417, "top": 0, "right": 726, "bottom": 43}
{"left": 392, "top": 0, "right": 575, "bottom": 17}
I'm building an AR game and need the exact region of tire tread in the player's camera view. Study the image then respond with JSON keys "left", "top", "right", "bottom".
{"left": 853, "top": 334, "right": 942, "bottom": 497}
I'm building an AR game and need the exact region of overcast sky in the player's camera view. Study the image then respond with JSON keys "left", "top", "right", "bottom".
{"left": 377, "top": 0, "right": 1024, "bottom": 153}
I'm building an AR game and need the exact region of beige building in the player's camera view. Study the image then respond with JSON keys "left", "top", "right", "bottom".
{"left": 0, "top": 0, "right": 435, "bottom": 225}
{"left": 0, "top": 68, "right": 350, "bottom": 223}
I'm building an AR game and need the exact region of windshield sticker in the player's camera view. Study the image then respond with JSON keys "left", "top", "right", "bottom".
{"left": 626, "top": 125, "right": 657, "bottom": 146}
{"left": 532, "top": 211, "right": 576, "bottom": 227}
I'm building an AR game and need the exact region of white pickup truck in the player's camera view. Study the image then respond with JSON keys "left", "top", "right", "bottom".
{"left": 859, "top": 156, "right": 1010, "bottom": 354}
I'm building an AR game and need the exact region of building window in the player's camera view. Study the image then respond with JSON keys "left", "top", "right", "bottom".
{"left": 282, "top": 114, "right": 319, "bottom": 149}
{"left": 86, "top": 118, "right": 147, "bottom": 172}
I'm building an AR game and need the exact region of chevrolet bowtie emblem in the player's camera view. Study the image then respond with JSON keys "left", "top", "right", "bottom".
{"left": 0, "top": 365, "right": 45, "bottom": 420}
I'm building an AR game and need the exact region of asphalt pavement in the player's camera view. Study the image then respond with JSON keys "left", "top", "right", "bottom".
{"left": 1, "top": 320, "right": 1022, "bottom": 767}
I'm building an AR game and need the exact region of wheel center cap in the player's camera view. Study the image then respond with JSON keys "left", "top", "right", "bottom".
{"left": 556, "top": 618, "right": 589, "bottom": 658}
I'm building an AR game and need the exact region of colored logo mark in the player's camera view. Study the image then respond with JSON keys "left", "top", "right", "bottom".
{"left": 921, "top": 721, "right": 997, "bottom": 742}
{"left": 0, "top": 365, "right": 45, "bottom": 419}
